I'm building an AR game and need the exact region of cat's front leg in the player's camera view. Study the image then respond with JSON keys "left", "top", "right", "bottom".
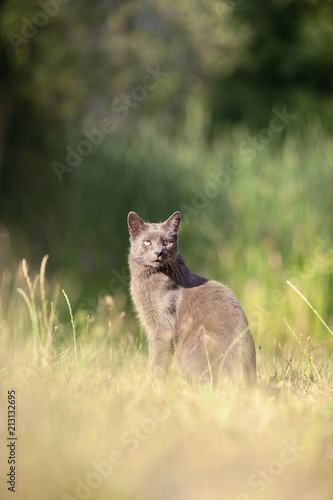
{"left": 148, "top": 333, "right": 174, "bottom": 381}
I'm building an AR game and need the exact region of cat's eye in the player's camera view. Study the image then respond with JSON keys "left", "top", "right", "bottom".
{"left": 143, "top": 240, "right": 151, "bottom": 246}
{"left": 163, "top": 239, "right": 171, "bottom": 246}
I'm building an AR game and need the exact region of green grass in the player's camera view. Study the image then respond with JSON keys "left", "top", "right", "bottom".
{"left": 1, "top": 255, "right": 333, "bottom": 500}
{"left": 8, "top": 120, "right": 333, "bottom": 322}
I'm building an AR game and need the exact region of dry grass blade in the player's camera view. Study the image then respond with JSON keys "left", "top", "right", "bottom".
{"left": 40, "top": 254, "right": 49, "bottom": 335}
{"left": 17, "top": 287, "right": 34, "bottom": 323}
{"left": 62, "top": 288, "right": 77, "bottom": 367}
{"left": 202, "top": 327, "right": 213, "bottom": 386}
{"left": 284, "top": 320, "right": 321, "bottom": 381}
{"left": 47, "top": 283, "right": 60, "bottom": 348}
{"left": 22, "top": 258, "right": 32, "bottom": 294}
{"left": 218, "top": 325, "right": 250, "bottom": 379}
{"left": 286, "top": 280, "right": 333, "bottom": 338}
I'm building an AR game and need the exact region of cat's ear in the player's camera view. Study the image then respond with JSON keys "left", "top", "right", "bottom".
{"left": 165, "top": 211, "right": 181, "bottom": 234}
{"left": 128, "top": 212, "right": 145, "bottom": 236}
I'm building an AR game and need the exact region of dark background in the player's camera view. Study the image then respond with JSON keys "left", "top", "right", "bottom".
{"left": 0, "top": 0, "right": 332, "bottom": 321}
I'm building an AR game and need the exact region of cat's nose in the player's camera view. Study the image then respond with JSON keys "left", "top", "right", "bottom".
{"left": 155, "top": 249, "right": 165, "bottom": 258}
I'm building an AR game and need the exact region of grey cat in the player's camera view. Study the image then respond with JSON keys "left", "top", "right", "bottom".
{"left": 127, "top": 211, "right": 256, "bottom": 385}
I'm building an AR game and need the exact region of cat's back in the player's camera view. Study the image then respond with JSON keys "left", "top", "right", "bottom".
{"left": 176, "top": 278, "right": 252, "bottom": 362}
{"left": 178, "top": 278, "right": 248, "bottom": 333}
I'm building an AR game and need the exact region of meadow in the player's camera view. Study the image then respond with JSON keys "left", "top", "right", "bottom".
{"left": 1, "top": 1, "right": 332, "bottom": 498}
{"left": 1, "top": 125, "right": 333, "bottom": 500}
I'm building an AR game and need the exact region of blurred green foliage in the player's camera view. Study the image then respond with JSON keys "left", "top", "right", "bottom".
{"left": 0, "top": 0, "right": 332, "bottom": 336}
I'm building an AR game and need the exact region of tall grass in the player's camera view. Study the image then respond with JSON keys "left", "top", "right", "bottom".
{"left": 10, "top": 122, "right": 333, "bottom": 329}
{"left": 0, "top": 255, "right": 332, "bottom": 500}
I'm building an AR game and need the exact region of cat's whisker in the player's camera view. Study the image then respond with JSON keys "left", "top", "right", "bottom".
{"left": 166, "top": 257, "right": 180, "bottom": 278}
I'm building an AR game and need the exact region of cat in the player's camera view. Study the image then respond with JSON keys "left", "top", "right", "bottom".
{"left": 127, "top": 211, "right": 256, "bottom": 385}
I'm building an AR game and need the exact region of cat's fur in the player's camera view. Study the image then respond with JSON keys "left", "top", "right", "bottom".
{"left": 127, "top": 211, "right": 256, "bottom": 385}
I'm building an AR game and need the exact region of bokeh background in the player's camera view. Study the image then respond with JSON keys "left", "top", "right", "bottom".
{"left": 0, "top": 0, "right": 332, "bottom": 344}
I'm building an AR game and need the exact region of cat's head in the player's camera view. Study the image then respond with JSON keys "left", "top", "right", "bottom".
{"left": 127, "top": 211, "right": 181, "bottom": 269}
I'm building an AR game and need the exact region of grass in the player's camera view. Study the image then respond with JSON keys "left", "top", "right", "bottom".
{"left": 1, "top": 257, "right": 333, "bottom": 500}
{"left": 1, "top": 122, "right": 333, "bottom": 499}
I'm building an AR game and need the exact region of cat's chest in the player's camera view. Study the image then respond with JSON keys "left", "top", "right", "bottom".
{"left": 131, "top": 274, "right": 181, "bottom": 334}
